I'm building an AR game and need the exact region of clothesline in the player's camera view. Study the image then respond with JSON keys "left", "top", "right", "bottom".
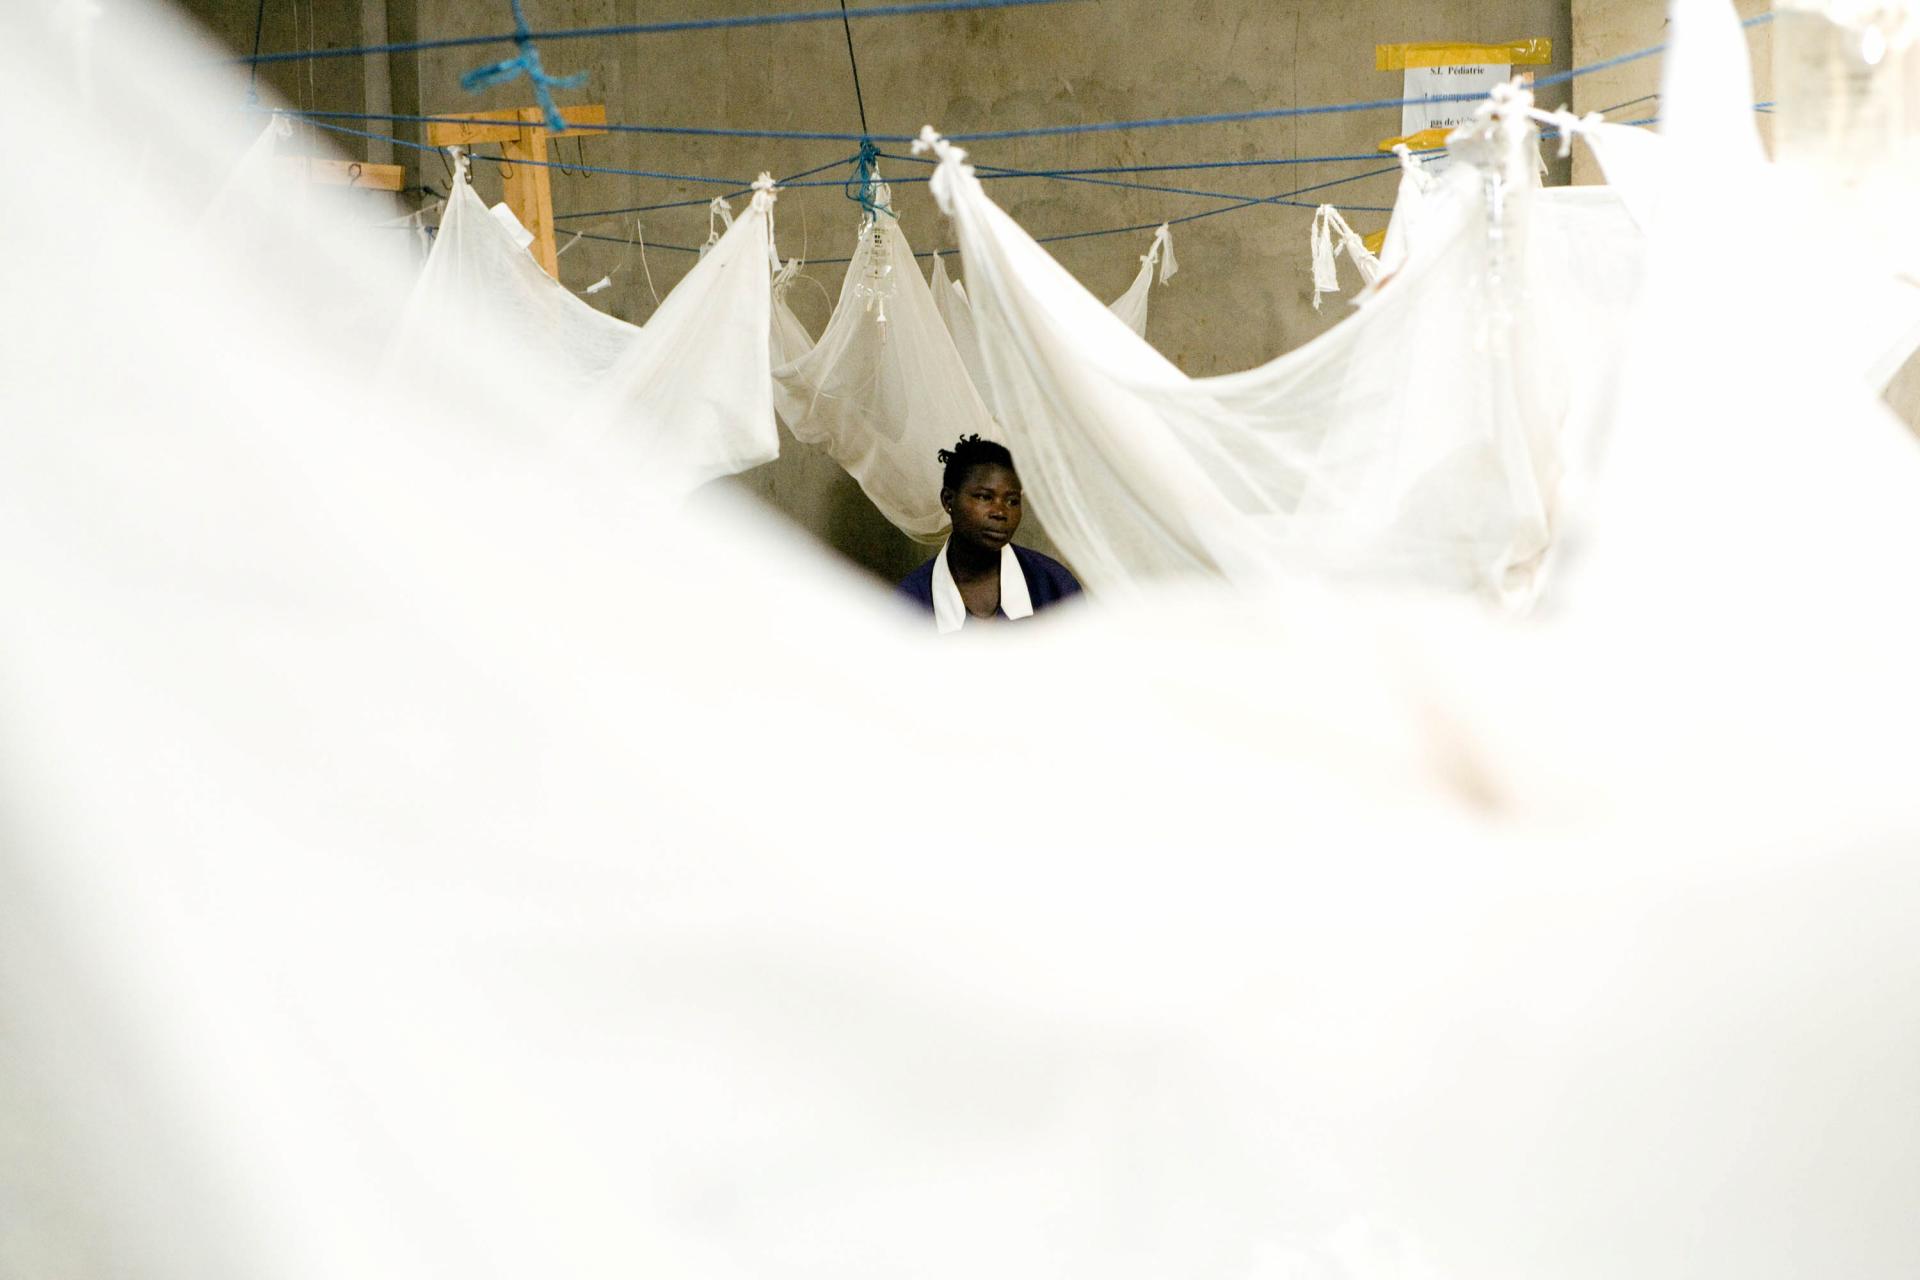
{"left": 514, "top": 90, "right": 1771, "bottom": 228}
{"left": 296, "top": 110, "right": 1427, "bottom": 221}
{"left": 552, "top": 144, "right": 1444, "bottom": 223}
{"left": 259, "top": 11, "right": 1772, "bottom": 146}
{"left": 232, "top": 0, "right": 1085, "bottom": 67}
{"left": 306, "top": 112, "right": 1398, "bottom": 253}
{"left": 312, "top": 96, "right": 1761, "bottom": 267}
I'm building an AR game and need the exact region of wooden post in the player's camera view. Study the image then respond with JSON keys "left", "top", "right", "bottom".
{"left": 425, "top": 104, "right": 608, "bottom": 279}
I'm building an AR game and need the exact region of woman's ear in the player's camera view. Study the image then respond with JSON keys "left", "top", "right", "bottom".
{"left": 939, "top": 487, "right": 953, "bottom": 512}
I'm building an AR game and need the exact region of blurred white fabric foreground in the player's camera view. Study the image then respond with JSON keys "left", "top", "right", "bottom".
{"left": 3, "top": 3, "right": 1919, "bottom": 1280}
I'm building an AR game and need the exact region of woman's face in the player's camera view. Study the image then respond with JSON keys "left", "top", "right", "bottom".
{"left": 943, "top": 463, "right": 1023, "bottom": 551}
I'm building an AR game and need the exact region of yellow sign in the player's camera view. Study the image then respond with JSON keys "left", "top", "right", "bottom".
{"left": 1375, "top": 39, "right": 1552, "bottom": 71}
{"left": 1376, "top": 127, "right": 1453, "bottom": 154}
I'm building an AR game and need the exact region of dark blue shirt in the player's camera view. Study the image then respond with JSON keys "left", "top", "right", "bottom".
{"left": 896, "top": 544, "right": 1082, "bottom": 621}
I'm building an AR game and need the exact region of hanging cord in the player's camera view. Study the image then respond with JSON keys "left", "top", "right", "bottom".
{"left": 636, "top": 223, "right": 662, "bottom": 305}
{"left": 459, "top": 0, "right": 587, "bottom": 134}
{"left": 581, "top": 219, "right": 638, "bottom": 295}
{"left": 558, "top": 150, "right": 860, "bottom": 223}
{"left": 246, "top": 0, "right": 268, "bottom": 102}
{"left": 837, "top": 0, "right": 871, "bottom": 137}
{"left": 832, "top": 5, "right": 886, "bottom": 226}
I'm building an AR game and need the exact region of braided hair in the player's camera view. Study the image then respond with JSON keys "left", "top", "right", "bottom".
{"left": 937, "top": 434, "right": 1016, "bottom": 491}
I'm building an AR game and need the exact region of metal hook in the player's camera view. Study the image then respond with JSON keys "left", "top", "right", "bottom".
{"left": 575, "top": 136, "right": 592, "bottom": 182}
{"left": 496, "top": 145, "right": 514, "bottom": 180}
{"left": 346, "top": 161, "right": 364, "bottom": 188}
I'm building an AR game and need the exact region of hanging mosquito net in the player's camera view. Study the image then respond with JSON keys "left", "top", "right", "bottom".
{"left": 929, "top": 251, "right": 991, "bottom": 402}
{"left": 770, "top": 183, "right": 997, "bottom": 542}
{"left": 392, "top": 161, "right": 781, "bottom": 487}
{"left": 920, "top": 101, "right": 1652, "bottom": 606}
{"left": 931, "top": 224, "right": 1178, "bottom": 402}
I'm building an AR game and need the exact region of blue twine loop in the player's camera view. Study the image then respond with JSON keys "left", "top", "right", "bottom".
{"left": 460, "top": 0, "right": 587, "bottom": 134}
{"left": 842, "top": 139, "right": 895, "bottom": 220}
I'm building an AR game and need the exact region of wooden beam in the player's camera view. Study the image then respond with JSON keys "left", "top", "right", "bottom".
{"left": 423, "top": 104, "right": 607, "bottom": 147}
{"left": 424, "top": 104, "right": 606, "bottom": 281}
{"left": 278, "top": 156, "right": 407, "bottom": 191}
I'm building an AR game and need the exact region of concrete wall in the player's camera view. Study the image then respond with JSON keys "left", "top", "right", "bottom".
{"left": 179, "top": 0, "right": 1576, "bottom": 581}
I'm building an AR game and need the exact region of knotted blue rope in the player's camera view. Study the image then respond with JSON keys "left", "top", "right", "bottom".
{"left": 842, "top": 139, "right": 894, "bottom": 220}
{"left": 459, "top": 0, "right": 587, "bottom": 134}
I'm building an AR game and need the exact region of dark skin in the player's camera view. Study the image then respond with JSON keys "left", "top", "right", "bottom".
{"left": 941, "top": 462, "right": 1023, "bottom": 619}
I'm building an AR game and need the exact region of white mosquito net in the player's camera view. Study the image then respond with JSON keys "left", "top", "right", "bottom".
{"left": 393, "top": 159, "right": 781, "bottom": 487}
{"left": 920, "top": 103, "right": 1648, "bottom": 605}
{"left": 771, "top": 184, "right": 996, "bottom": 542}
{"left": 929, "top": 250, "right": 991, "bottom": 399}
{"left": 770, "top": 257, "right": 818, "bottom": 368}
{"left": 933, "top": 224, "right": 1177, "bottom": 399}
{"left": 8, "top": 3, "right": 1920, "bottom": 1279}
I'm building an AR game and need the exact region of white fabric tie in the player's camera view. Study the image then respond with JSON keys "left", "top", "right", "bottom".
{"left": 1149, "top": 223, "right": 1178, "bottom": 284}
{"left": 750, "top": 174, "right": 781, "bottom": 267}
{"left": 1310, "top": 205, "right": 1380, "bottom": 310}
{"left": 930, "top": 540, "right": 1033, "bottom": 633}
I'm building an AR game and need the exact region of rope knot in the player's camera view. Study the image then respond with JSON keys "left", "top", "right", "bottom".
{"left": 1143, "top": 223, "right": 1177, "bottom": 284}
{"left": 750, "top": 172, "right": 779, "bottom": 221}
{"left": 459, "top": 0, "right": 588, "bottom": 134}
{"left": 912, "top": 125, "right": 969, "bottom": 169}
{"left": 844, "top": 139, "right": 894, "bottom": 221}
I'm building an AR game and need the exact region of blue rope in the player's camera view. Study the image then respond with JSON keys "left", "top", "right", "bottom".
{"left": 237, "top": 0, "right": 1084, "bottom": 66}
{"left": 548, "top": 140, "right": 1427, "bottom": 232}
{"left": 246, "top": 0, "right": 268, "bottom": 103}
{"left": 557, "top": 152, "right": 864, "bottom": 222}
{"left": 1532, "top": 10, "right": 1774, "bottom": 90}
{"left": 878, "top": 148, "right": 1406, "bottom": 208}
{"left": 475, "top": 149, "right": 743, "bottom": 185}
{"left": 269, "top": 107, "right": 908, "bottom": 143}
{"left": 306, "top": 117, "right": 754, "bottom": 188}
{"left": 307, "top": 117, "right": 443, "bottom": 154}
{"left": 866, "top": 91, "right": 1768, "bottom": 214}
{"left": 459, "top": 0, "right": 586, "bottom": 134}
{"left": 794, "top": 164, "right": 1402, "bottom": 265}
{"left": 572, "top": 156, "right": 1399, "bottom": 268}
{"left": 276, "top": 107, "right": 1469, "bottom": 153}
{"left": 843, "top": 139, "right": 895, "bottom": 220}
{"left": 944, "top": 150, "right": 1443, "bottom": 177}
{"left": 257, "top": 10, "right": 1776, "bottom": 145}
{"left": 577, "top": 229, "right": 703, "bottom": 255}
{"left": 941, "top": 8, "right": 1776, "bottom": 141}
